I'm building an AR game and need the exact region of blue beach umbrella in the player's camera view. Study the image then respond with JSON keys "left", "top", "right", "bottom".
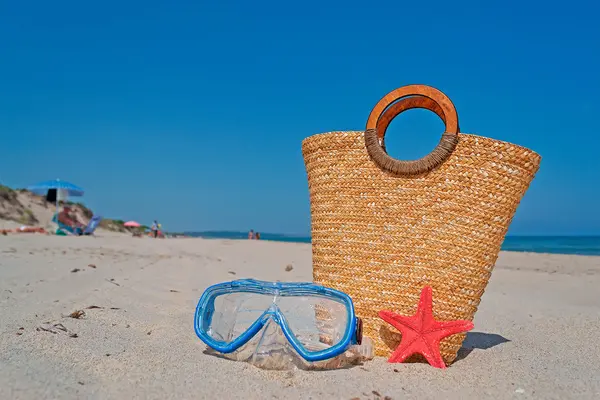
{"left": 28, "top": 179, "right": 85, "bottom": 216}
{"left": 28, "top": 179, "right": 84, "bottom": 197}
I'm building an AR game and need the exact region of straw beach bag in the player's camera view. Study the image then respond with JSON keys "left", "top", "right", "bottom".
{"left": 302, "top": 85, "right": 541, "bottom": 364}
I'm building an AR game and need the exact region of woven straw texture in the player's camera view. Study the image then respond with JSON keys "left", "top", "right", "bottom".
{"left": 302, "top": 87, "right": 541, "bottom": 364}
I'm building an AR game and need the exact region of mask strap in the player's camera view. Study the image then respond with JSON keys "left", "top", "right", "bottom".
{"left": 355, "top": 318, "right": 363, "bottom": 345}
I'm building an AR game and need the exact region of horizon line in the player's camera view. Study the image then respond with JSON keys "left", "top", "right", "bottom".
{"left": 181, "top": 231, "right": 600, "bottom": 238}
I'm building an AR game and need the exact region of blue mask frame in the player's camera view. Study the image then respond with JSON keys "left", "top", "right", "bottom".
{"left": 194, "top": 279, "right": 362, "bottom": 362}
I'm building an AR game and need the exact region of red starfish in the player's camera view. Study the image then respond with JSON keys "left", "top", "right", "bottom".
{"left": 378, "top": 286, "right": 474, "bottom": 369}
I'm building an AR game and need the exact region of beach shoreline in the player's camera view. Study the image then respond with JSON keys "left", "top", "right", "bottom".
{"left": 1, "top": 235, "right": 599, "bottom": 399}
{"left": 185, "top": 233, "right": 600, "bottom": 257}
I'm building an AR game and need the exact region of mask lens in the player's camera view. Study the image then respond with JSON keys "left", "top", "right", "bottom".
{"left": 276, "top": 295, "right": 349, "bottom": 353}
{"left": 205, "top": 293, "right": 274, "bottom": 343}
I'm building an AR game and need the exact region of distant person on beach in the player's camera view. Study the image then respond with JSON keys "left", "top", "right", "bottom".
{"left": 58, "top": 206, "right": 85, "bottom": 234}
{"left": 255, "top": 232, "right": 260, "bottom": 240}
{"left": 151, "top": 220, "right": 159, "bottom": 238}
{"left": 248, "top": 230, "right": 255, "bottom": 240}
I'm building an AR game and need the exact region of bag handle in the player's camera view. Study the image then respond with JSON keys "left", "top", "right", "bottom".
{"left": 365, "top": 85, "right": 460, "bottom": 175}
{"left": 375, "top": 95, "right": 450, "bottom": 150}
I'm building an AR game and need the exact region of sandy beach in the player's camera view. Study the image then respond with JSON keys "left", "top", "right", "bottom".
{"left": 1, "top": 234, "right": 599, "bottom": 399}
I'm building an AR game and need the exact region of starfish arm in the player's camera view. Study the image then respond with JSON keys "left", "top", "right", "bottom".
{"left": 420, "top": 338, "right": 447, "bottom": 369}
{"left": 387, "top": 335, "right": 421, "bottom": 363}
{"left": 378, "top": 310, "right": 401, "bottom": 326}
{"left": 430, "top": 320, "right": 474, "bottom": 336}
{"left": 378, "top": 310, "right": 414, "bottom": 335}
{"left": 415, "top": 286, "right": 434, "bottom": 322}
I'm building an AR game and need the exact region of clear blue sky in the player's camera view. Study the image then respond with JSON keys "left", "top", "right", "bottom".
{"left": 1, "top": 0, "right": 598, "bottom": 235}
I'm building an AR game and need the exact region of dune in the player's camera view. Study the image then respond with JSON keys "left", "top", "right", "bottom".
{"left": 0, "top": 186, "right": 131, "bottom": 236}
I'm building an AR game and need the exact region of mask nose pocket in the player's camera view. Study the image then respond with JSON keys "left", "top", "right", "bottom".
{"left": 252, "top": 318, "right": 279, "bottom": 358}
{"left": 248, "top": 318, "right": 302, "bottom": 369}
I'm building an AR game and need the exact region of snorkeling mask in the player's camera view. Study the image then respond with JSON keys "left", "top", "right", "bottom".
{"left": 194, "top": 279, "right": 363, "bottom": 363}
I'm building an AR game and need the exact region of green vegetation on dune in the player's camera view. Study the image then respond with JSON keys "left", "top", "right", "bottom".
{"left": 0, "top": 185, "right": 39, "bottom": 225}
{"left": 0, "top": 185, "right": 17, "bottom": 202}
{"left": 20, "top": 208, "right": 38, "bottom": 225}
{"left": 98, "top": 218, "right": 128, "bottom": 233}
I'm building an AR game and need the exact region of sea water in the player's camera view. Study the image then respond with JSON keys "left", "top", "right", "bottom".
{"left": 186, "top": 232, "right": 600, "bottom": 256}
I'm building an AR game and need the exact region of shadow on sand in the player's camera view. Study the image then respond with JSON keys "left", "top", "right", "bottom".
{"left": 455, "top": 331, "right": 511, "bottom": 362}
{"left": 199, "top": 331, "right": 509, "bottom": 368}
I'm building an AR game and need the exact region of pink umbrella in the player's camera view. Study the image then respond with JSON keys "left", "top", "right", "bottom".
{"left": 123, "top": 221, "right": 141, "bottom": 227}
